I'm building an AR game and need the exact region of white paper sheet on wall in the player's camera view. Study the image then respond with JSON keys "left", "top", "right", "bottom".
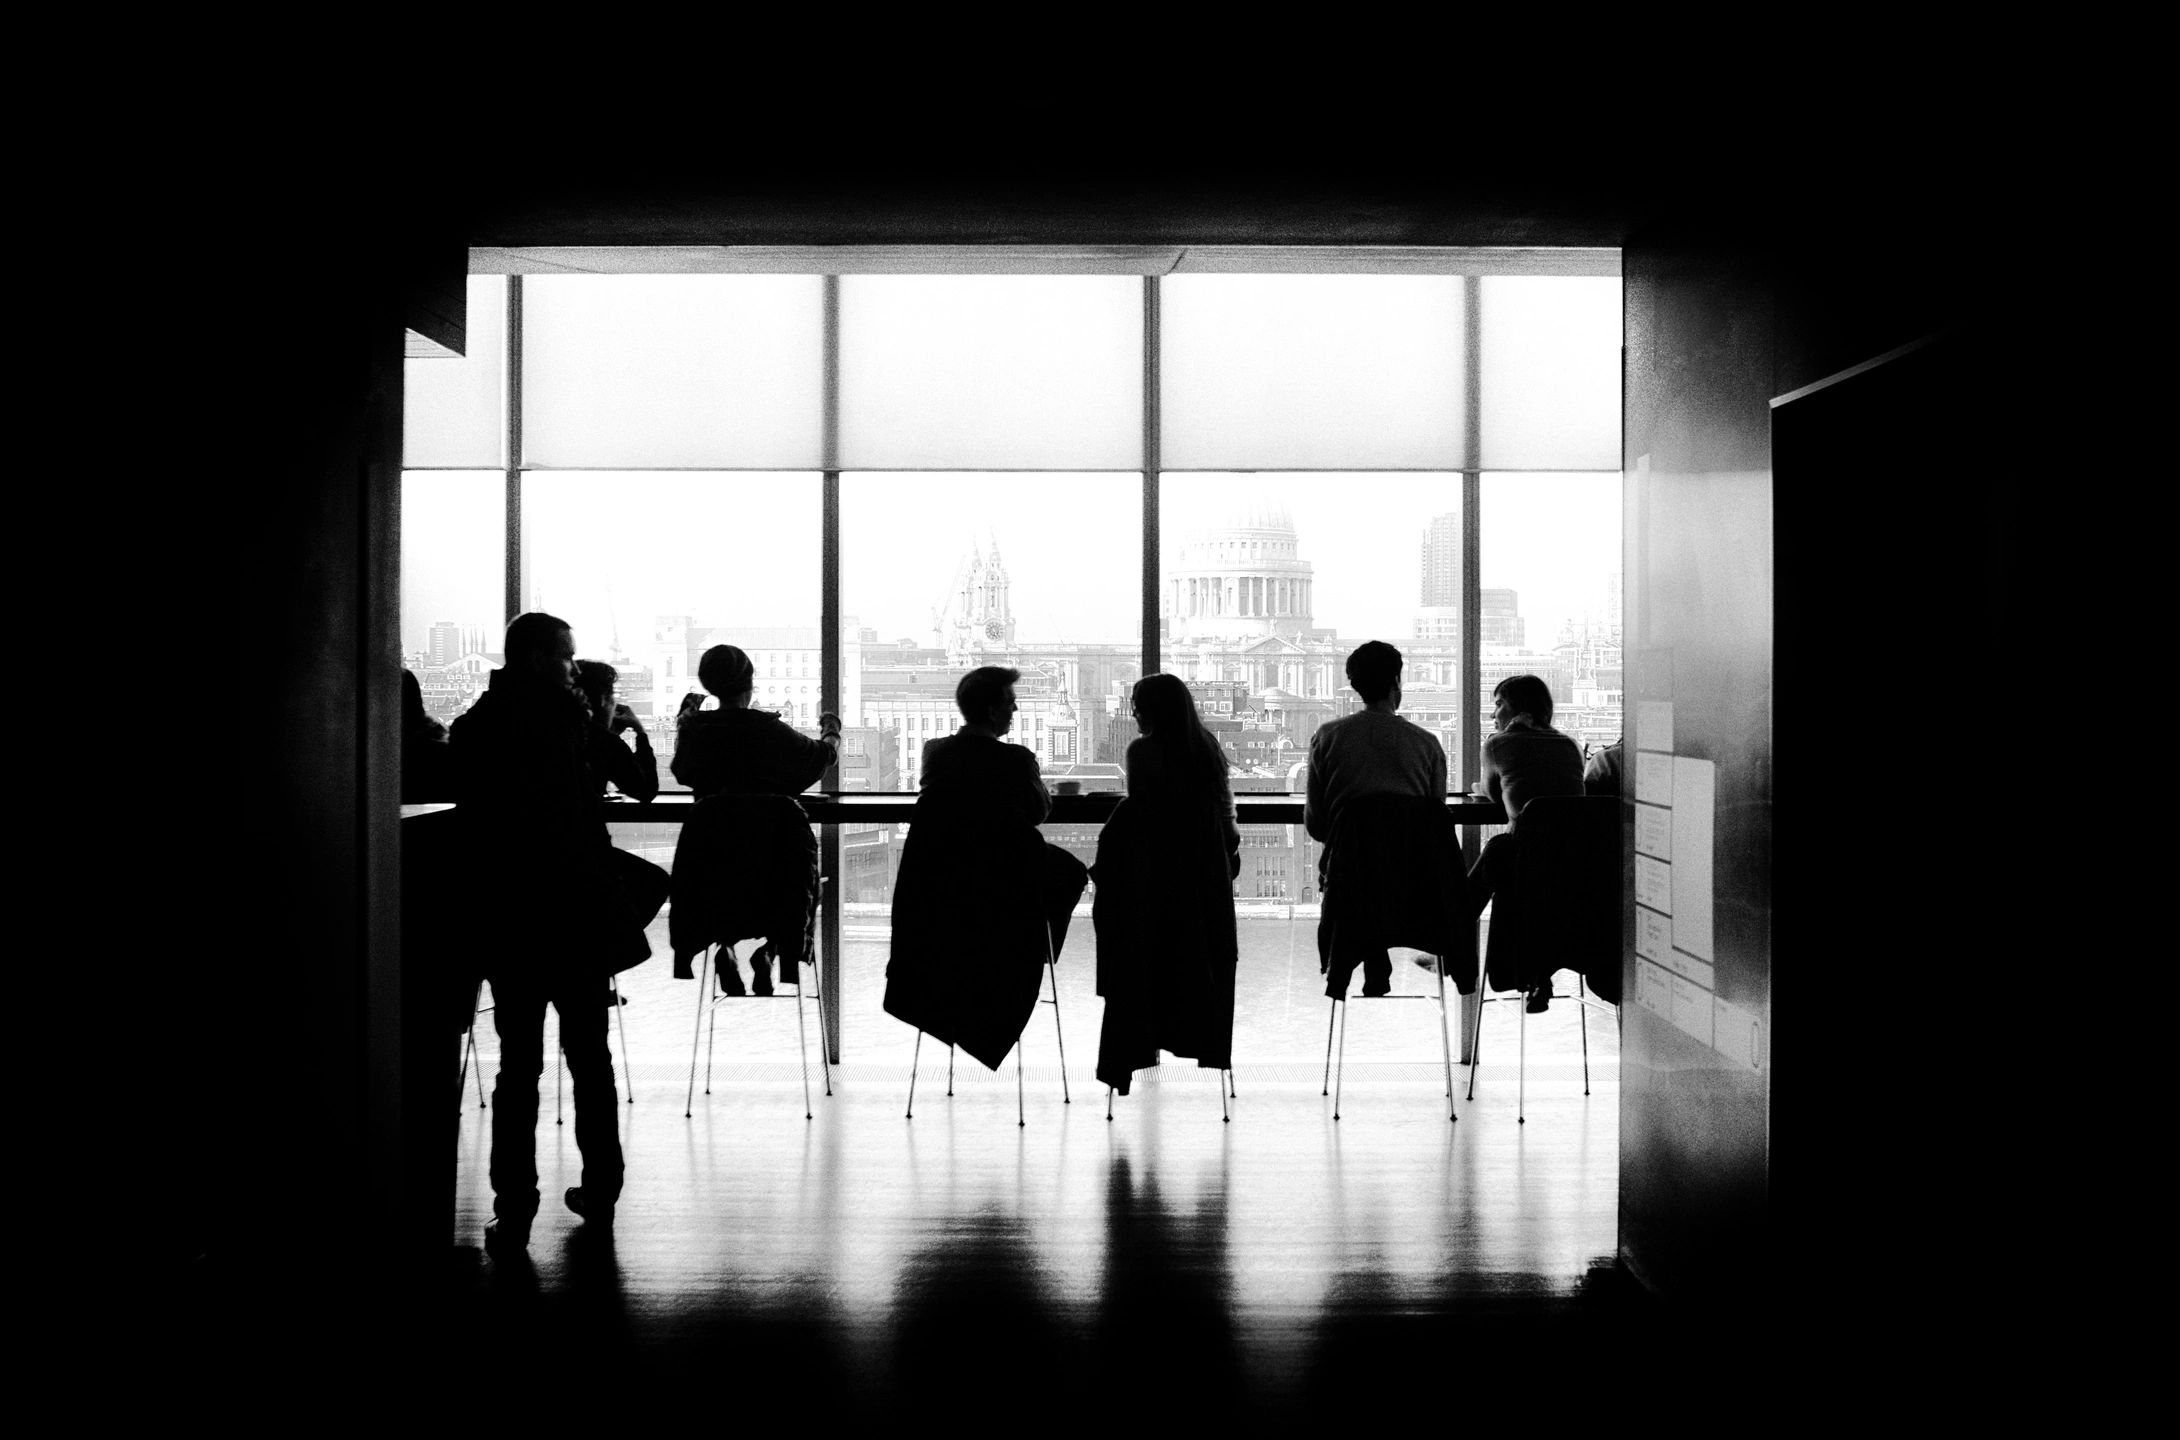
{"left": 1635, "top": 802, "right": 1671, "bottom": 860}
{"left": 1669, "top": 757, "right": 1715, "bottom": 962}
{"left": 1636, "top": 905, "right": 1670, "bottom": 962}
{"left": 1635, "top": 853, "right": 1672, "bottom": 913}
{"left": 1635, "top": 751, "right": 1674, "bottom": 805}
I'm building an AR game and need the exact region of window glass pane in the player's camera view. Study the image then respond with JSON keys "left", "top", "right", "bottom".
{"left": 522, "top": 277, "right": 824, "bottom": 468}
{"left": 1481, "top": 472, "right": 1623, "bottom": 754}
{"left": 400, "top": 470, "right": 502, "bottom": 726}
{"left": 838, "top": 277, "right": 1142, "bottom": 469}
{"left": 403, "top": 276, "right": 505, "bottom": 468}
{"left": 1161, "top": 277, "right": 1466, "bottom": 470}
{"left": 842, "top": 473, "right": 1140, "bottom": 794}
{"left": 1479, "top": 277, "right": 1622, "bottom": 470}
{"left": 1162, "top": 473, "right": 1469, "bottom": 789}
{"left": 521, "top": 473, "right": 823, "bottom": 784}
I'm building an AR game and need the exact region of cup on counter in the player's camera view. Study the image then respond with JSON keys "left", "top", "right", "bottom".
{"left": 1054, "top": 780, "right": 1082, "bottom": 796}
{"left": 1469, "top": 779, "right": 1489, "bottom": 797}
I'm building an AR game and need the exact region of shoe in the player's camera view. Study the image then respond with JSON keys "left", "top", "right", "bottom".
{"left": 715, "top": 958, "right": 746, "bottom": 997}
{"left": 750, "top": 944, "right": 775, "bottom": 997}
{"left": 565, "top": 1186, "right": 615, "bottom": 1229}
{"left": 1525, "top": 981, "right": 1553, "bottom": 1014}
{"left": 1410, "top": 955, "right": 1441, "bottom": 975}
{"left": 484, "top": 1217, "right": 530, "bottom": 1256}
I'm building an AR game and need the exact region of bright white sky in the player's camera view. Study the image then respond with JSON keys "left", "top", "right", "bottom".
{"left": 403, "top": 471, "right": 1620, "bottom": 660}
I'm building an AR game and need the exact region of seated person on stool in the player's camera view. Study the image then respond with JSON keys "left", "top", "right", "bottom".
{"left": 1304, "top": 640, "right": 1449, "bottom": 996}
{"left": 1464, "top": 673, "right": 1586, "bottom": 1010}
{"left": 670, "top": 642, "right": 840, "bottom": 995}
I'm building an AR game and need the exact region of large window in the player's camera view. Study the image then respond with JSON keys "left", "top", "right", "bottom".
{"left": 403, "top": 257, "right": 1622, "bottom": 1062}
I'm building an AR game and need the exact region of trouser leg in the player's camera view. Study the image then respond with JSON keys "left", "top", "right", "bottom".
{"left": 489, "top": 981, "right": 548, "bottom": 1225}
{"left": 554, "top": 975, "right": 625, "bottom": 1207}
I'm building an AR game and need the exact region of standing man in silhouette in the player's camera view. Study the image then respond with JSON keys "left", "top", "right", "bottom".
{"left": 1304, "top": 641, "right": 1450, "bottom": 995}
{"left": 452, "top": 611, "right": 645, "bottom": 1254}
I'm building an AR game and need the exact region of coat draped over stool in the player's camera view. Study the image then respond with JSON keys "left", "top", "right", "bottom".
{"left": 668, "top": 793, "right": 819, "bottom": 986}
{"left": 884, "top": 805, "right": 1087, "bottom": 1071}
{"left": 1480, "top": 794, "right": 1621, "bottom": 1004}
{"left": 1315, "top": 795, "right": 1475, "bottom": 999}
{"left": 1090, "top": 794, "right": 1239, "bottom": 1094}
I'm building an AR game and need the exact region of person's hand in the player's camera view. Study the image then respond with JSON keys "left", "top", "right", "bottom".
{"left": 818, "top": 712, "right": 843, "bottom": 738}
{"left": 611, "top": 703, "right": 640, "bottom": 734}
{"left": 678, "top": 692, "right": 706, "bottom": 719}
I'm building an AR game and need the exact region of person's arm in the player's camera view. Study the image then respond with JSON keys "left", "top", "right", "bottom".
{"left": 1021, "top": 747, "right": 1051, "bottom": 825}
{"left": 1304, "top": 731, "right": 1331, "bottom": 842}
{"left": 1482, "top": 733, "right": 1504, "bottom": 809}
{"left": 613, "top": 707, "right": 660, "bottom": 802}
{"left": 1214, "top": 763, "right": 1241, "bottom": 879}
{"left": 1430, "top": 734, "right": 1449, "bottom": 802}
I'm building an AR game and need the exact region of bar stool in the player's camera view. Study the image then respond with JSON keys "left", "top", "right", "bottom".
{"left": 458, "top": 975, "right": 635, "bottom": 1118}
{"left": 1322, "top": 953, "right": 1457, "bottom": 1122}
{"left": 1463, "top": 967, "right": 1614, "bottom": 1122}
{"left": 905, "top": 924, "right": 1069, "bottom": 1126}
{"left": 684, "top": 938, "right": 832, "bottom": 1119}
{"left": 1105, "top": 1067, "right": 1235, "bottom": 1122}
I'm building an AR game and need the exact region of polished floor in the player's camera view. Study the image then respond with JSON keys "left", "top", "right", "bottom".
{"left": 436, "top": 939, "right": 1642, "bottom": 1423}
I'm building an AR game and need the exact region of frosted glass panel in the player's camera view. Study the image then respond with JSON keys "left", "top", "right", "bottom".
{"left": 403, "top": 277, "right": 505, "bottom": 468}
{"left": 523, "top": 277, "right": 824, "bottom": 468}
{"left": 1480, "top": 277, "right": 1621, "bottom": 470}
{"left": 522, "top": 473, "right": 823, "bottom": 740}
{"left": 1161, "top": 276, "right": 1465, "bottom": 469}
{"left": 400, "top": 470, "right": 503, "bottom": 726}
{"left": 838, "top": 277, "right": 1140, "bottom": 469}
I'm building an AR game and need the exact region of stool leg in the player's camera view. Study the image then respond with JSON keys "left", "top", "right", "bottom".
{"left": 556, "top": 1032, "right": 564, "bottom": 1127}
{"left": 611, "top": 973, "right": 633, "bottom": 1104}
{"left": 809, "top": 958, "right": 833, "bottom": 1097}
{"left": 907, "top": 1030, "right": 923, "bottom": 1119}
{"left": 1435, "top": 957, "right": 1456, "bottom": 1122}
{"left": 1220, "top": 1068, "right": 1230, "bottom": 1124}
{"left": 947, "top": 1044, "right": 955, "bottom": 1098}
{"left": 1106, "top": 1084, "right": 1114, "bottom": 1122}
{"left": 795, "top": 966, "right": 814, "bottom": 1121}
{"left": 1518, "top": 995, "right": 1527, "bottom": 1125}
{"left": 685, "top": 953, "right": 712, "bottom": 1119}
{"left": 1228, "top": 1069, "right": 1238, "bottom": 1099}
{"left": 1046, "top": 942, "right": 1071, "bottom": 1104}
{"left": 1332, "top": 1001, "right": 1349, "bottom": 1121}
{"left": 1466, "top": 984, "right": 1486, "bottom": 1101}
{"left": 1578, "top": 971, "right": 1591, "bottom": 1095}
{"left": 1321, "top": 998, "right": 1338, "bottom": 1096}
{"left": 704, "top": 955, "right": 721, "bottom": 1096}
{"left": 1017, "top": 1041, "right": 1026, "bottom": 1128}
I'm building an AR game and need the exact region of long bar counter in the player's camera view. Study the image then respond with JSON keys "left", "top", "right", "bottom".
{"left": 598, "top": 792, "right": 1510, "bottom": 827}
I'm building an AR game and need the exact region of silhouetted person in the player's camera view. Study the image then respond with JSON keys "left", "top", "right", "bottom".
{"left": 400, "top": 668, "right": 457, "bottom": 804}
{"left": 669, "top": 643, "right": 839, "bottom": 993}
{"left": 575, "top": 658, "right": 670, "bottom": 965}
{"left": 1584, "top": 736, "right": 1624, "bottom": 797}
{"left": 451, "top": 612, "right": 646, "bottom": 1254}
{"left": 1305, "top": 641, "right": 1448, "bottom": 995}
{"left": 1465, "top": 673, "right": 1585, "bottom": 1009}
{"left": 1092, "top": 674, "right": 1240, "bottom": 1094}
{"left": 575, "top": 659, "right": 658, "bottom": 804}
{"left": 885, "top": 666, "right": 1089, "bottom": 1067}
{"left": 671, "top": 643, "right": 841, "bottom": 796}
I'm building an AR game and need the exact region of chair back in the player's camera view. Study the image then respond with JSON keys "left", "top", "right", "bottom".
{"left": 1486, "top": 794, "right": 1621, "bottom": 1003}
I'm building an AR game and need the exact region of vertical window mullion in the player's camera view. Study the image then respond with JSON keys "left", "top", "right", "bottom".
{"left": 1461, "top": 275, "right": 1483, "bottom": 859}
{"left": 819, "top": 274, "right": 842, "bottom": 1063}
{"left": 1142, "top": 274, "right": 1162, "bottom": 680}
{"left": 503, "top": 275, "right": 524, "bottom": 627}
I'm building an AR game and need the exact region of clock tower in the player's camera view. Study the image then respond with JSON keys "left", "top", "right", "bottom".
{"left": 947, "top": 537, "right": 1017, "bottom": 662}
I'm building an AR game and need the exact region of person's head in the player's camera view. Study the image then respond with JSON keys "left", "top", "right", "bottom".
{"left": 1131, "top": 673, "right": 1199, "bottom": 740}
{"left": 956, "top": 666, "right": 1020, "bottom": 733}
{"left": 574, "top": 660, "right": 618, "bottom": 721}
{"left": 1345, "top": 641, "right": 1404, "bottom": 707}
{"left": 1491, "top": 673, "right": 1554, "bottom": 730}
{"left": 503, "top": 612, "right": 576, "bottom": 687}
{"left": 698, "top": 644, "right": 756, "bottom": 703}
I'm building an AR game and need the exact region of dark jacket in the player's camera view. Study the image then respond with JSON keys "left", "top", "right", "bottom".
{"left": 1315, "top": 794, "right": 1474, "bottom": 999}
{"left": 449, "top": 669, "right": 650, "bottom": 979}
{"left": 588, "top": 721, "right": 659, "bottom": 804}
{"left": 1481, "top": 794, "right": 1621, "bottom": 1004}
{"left": 884, "top": 746, "right": 1087, "bottom": 1070}
{"left": 1091, "top": 779, "right": 1240, "bottom": 1092}
{"left": 667, "top": 793, "right": 819, "bottom": 984}
{"left": 671, "top": 707, "right": 833, "bottom": 796}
